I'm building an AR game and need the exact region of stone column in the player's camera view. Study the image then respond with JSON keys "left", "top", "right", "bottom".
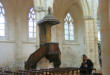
{"left": 99, "top": 0, "right": 110, "bottom": 75}
{"left": 14, "top": 1, "right": 24, "bottom": 69}
{"left": 85, "top": 19, "right": 100, "bottom": 69}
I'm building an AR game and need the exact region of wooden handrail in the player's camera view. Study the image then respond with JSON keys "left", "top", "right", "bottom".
{"left": 0, "top": 67, "right": 99, "bottom": 75}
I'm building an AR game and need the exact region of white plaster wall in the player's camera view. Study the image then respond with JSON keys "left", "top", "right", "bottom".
{"left": 0, "top": 42, "right": 15, "bottom": 68}
{"left": 0, "top": 0, "right": 38, "bottom": 69}
{"left": 22, "top": 43, "right": 37, "bottom": 60}
{"left": 0, "top": 0, "right": 92, "bottom": 70}
{"left": 53, "top": 0, "right": 86, "bottom": 68}
{"left": 0, "top": 0, "right": 17, "bottom": 68}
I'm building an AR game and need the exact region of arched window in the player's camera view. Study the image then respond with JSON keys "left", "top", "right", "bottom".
{"left": 0, "top": 2, "right": 5, "bottom": 37}
{"left": 28, "top": 8, "right": 36, "bottom": 39}
{"left": 64, "top": 13, "right": 74, "bottom": 40}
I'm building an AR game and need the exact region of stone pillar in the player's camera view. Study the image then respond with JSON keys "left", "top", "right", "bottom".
{"left": 99, "top": 0, "right": 110, "bottom": 75}
{"left": 14, "top": 1, "right": 24, "bottom": 69}
{"left": 85, "top": 19, "right": 100, "bottom": 69}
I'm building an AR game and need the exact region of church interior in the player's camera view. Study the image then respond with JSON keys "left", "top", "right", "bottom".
{"left": 0, "top": 0, "right": 109, "bottom": 75}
